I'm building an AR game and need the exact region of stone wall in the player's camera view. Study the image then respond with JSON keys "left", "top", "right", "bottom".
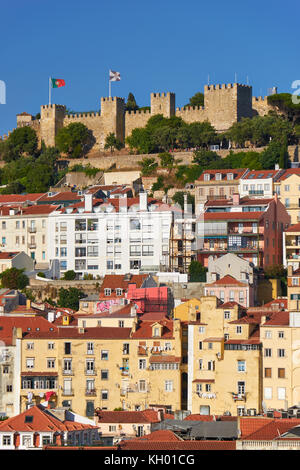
{"left": 252, "top": 96, "right": 272, "bottom": 116}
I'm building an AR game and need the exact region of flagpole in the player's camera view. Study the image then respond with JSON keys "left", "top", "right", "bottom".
{"left": 109, "top": 75, "right": 111, "bottom": 98}
{"left": 49, "top": 77, "right": 51, "bottom": 105}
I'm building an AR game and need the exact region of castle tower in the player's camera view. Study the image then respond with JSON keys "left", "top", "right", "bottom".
{"left": 40, "top": 104, "right": 66, "bottom": 147}
{"left": 204, "top": 83, "right": 252, "bottom": 132}
{"left": 150, "top": 92, "right": 175, "bottom": 118}
{"left": 100, "top": 97, "right": 125, "bottom": 147}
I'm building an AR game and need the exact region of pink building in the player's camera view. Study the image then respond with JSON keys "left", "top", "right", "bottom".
{"left": 204, "top": 274, "right": 253, "bottom": 307}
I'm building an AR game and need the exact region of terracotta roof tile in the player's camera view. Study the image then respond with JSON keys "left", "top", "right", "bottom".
{"left": 205, "top": 275, "right": 246, "bottom": 287}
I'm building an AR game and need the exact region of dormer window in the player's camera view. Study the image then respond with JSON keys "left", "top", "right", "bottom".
{"left": 116, "top": 288, "right": 123, "bottom": 296}
{"left": 204, "top": 174, "right": 210, "bottom": 181}
{"left": 152, "top": 324, "right": 162, "bottom": 337}
{"left": 104, "top": 288, "right": 111, "bottom": 296}
{"left": 227, "top": 173, "right": 233, "bottom": 180}
{"left": 216, "top": 173, "right": 222, "bottom": 181}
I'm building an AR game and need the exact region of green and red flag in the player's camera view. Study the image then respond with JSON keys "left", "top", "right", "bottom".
{"left": 50, "top": 78, "right": 65, "bottom": 88}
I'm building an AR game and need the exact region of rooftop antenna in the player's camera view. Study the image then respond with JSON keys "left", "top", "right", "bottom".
{"left": 207, "top": 74, "right": 210, "bottom": 85}
{"left": 246, "top": 76, "right": 249, "bottom": 85}
{"left": 235, "top": 72, "right": 237, "bottom": 83}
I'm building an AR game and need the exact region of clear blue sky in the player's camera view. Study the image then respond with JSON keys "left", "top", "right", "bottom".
{"left": 0, "top": 0, "right": 299, "bottom": 136}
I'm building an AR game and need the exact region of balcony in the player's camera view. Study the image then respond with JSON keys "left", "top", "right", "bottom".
{"left": 29, "top": 243, "right": 37, "bottom": 249}
{"left": 85, "top": 369, "right": 97, "bottom": 376}
{"left": 28, "top": 227, "right": 36, "bottom": 233}
{"left": 228, "top": 245, "right": 259, "bottom": 253}
{"left": 62, "top": 389, "right": 74, "bottom": 396}
{"left": 248, "top": 190, "right": 264, "bottom": 196}
{"left": 85, "top": 389, "right": 97, "bottom": 396}
{"left": 231, "top": 392, "right": 246, "bottom": 401}
{"left": 62, "top": 369, "right": 74, "bottom": 376}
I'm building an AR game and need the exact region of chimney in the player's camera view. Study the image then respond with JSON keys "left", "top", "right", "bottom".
{"left": 130, "top": 304, "right": 137, "bottom": 317}
{"left": 119, "top": 193, "right": 127, "bottom": 213}
{"left": 139, "top": 192, "right": 147, "bottom": 211}
{"left": 232, "top": 193, "right": 240, "bottom": 205}
{"left": 260, "top": 315, "right": 267, "bottom": 326}
{"left": 84, "top": 194, "right": 93, "bottom": 212}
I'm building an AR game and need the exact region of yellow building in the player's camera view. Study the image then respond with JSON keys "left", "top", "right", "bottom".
{"left": 284, "top": 223, "right": 300, "bottom": 271}
{"left": 173, "top": 298, "right": 202, "bottom": 323}
{"left": 19, "top": 315, "right": 182, "bottom": 417}
{"left": 188, "top": 296, "right": 262, "bottom": 416}
{"left": 275, "top": 170, "right": 300, "bottom": 225}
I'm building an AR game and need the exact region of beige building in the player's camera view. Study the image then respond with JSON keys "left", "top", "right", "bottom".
{"left": 275, "top": 170, "right": 300, "bottom": 225}
{"left": 188, "top": 296, "right": 262, "bottom": 416}
{"left": 19, "top": 314, "right": 182, "bottom": 417}
{"left": 0, "top": 205, "right": 57, "bottom": 267}
{"left": 0, "top": 251, "right": 34, "bottom": 273}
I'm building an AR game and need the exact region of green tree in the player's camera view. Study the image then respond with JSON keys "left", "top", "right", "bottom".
{"left": 159, "top": 152, "right": 175, "bottom": 169}
{"left": 172, "top": 191, "right": 195, "bottom": 212}
{"left": 186, "top": 92, "right": 204, "bottom": 107}
{"left": 104, "top": 132, "right": 124, "bottom": 153}
{"left": 138, "top": 157, "right": 158, "bottom": 176}
{"left": 57, "top": 287, "right": 85, "bottom": 310}
{"left": 0, "top": 268, "right": 29, "bottom": 290}
{"left": 151, "top": 175, "right": 165, "bottom": 192}
{"left": 55, "top": 122, "right": 91, "bottom": 158}
{"left": 0, "top": 127, "right": 38, "bottom": 162}
{"left": 63, "top": 270, "right": 76, "bottom": 281}
{"left": 267, "top": 93, "right": 300, "bottom": 125}
{"left": 126, "top": 127, "right": 156, "bottom": 154}
{"left": 192, "top": 149, "right": 221, "bottom": 167}
{"left": 188, "top": 261, "right": 207, "bottom": 282}
{"left": 125, "top": 92, "right": 139, "bottom": 111}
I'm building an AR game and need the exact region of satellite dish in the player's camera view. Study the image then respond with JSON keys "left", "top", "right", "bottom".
{"left": 262, "top": 400, "right": 267, "bottom": 413}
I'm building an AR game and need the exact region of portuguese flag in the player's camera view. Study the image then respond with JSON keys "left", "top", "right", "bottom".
{"left": 51, "top": 78, "right": 65, "bottom": 88}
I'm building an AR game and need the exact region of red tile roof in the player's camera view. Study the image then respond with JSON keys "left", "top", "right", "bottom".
{"left": 242, "top": 169, "right": 280, "bottom": 180}
{"left": 262, "top": 298, "right": 288, "bottom": 310}
{"left": 21, "top": 204, "right": 59, "bottom": 215}
{"left": 184, "top": 414, "right": 237, "bottom": 421}
{"left": 149, "top": 355, "right": 181, "bottom": 363}
{"left": 262, "top": 311, "right": 290, "bottom": 326}
{"left": 23, "top": 326, "right": 132, "bottom": 340}
{"left": 0, "top": 193, "right": 44, "bottom": 204}
{"left": 0, "top": 251, "right": 20, "bottom": 259}
{"left": 99, "top": 274, "right": 149, "bottom": 299}
{"left": 0, "top": 316, "right": 57, "bottom": 345}
{"left": 197, "top": 168, "right": 247, "bottom": 182}
{"left": 205, "top": 275, "right": 246, "bottom": 287}
{"left": 0, "top": 405, "right": 97, "bottom": 433}
{"left": 285, "top": 223, "right": 300, "bottom": 233}
{"left": 119, "top": 436, "right": 236, "bottom": 450}
{"left": 275, "top": 168, "right": 300, "bottom": 182}
{"left": 37, "top": 191, "right": 83, "bottom": 203}
{"left": 205, "top": 197, "right": 273, "bottom": 207}
{"left": 131, "top": 319, "right": 174, "bottom": 339}
{"left": 204, "top": 211, "right": 264, "bottom": 221}
{"left": 95, "top": 410, "right": 161, "bottom": 424}
{"left": 241, "top": 418, "right": 300, "bottom": 440}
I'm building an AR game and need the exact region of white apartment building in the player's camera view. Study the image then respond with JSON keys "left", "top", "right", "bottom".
{"left": 239, "top": 169, "right": 282, "bottom": 199}
{"left": 47, "top": 193, "right": 173, "bottom": 278}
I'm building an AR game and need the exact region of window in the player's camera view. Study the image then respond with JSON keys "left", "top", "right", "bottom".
{"left": 238, "top": 381, "right": 245, "bottom": 394}
{"left": 264, "top": 368, "right": 272, "bottom": 378}
{"left": 196, "top": 383, "right": 202, "bottom": 393}
{"left": 119, "top": 321, "right": 124, "bottom": 328}
{"left": 138, "top": 380, "right": 146, "bottom": 392}
{"left": 101, "top": 370, "right": 109, "bottom": 380}
{"left": 199, "top": 341, "right": 203, "bottom": 350}
{"left": 104, "top": 288, "right": 111, "bottom": 296}
{"left": 208, "top": 360, "right": 215, "bottom": 371}
{"left": 3, "top": 366, "right": 9, "bottom": 374}
{"left": 165, "top": 380, "right": 173, "bottom": 392}
{"left": 284, "top": 185, "right": 290, "bottom": 192}
{"left": 87, "top": 342, "right": 94, "bottom": 355}
{"left": 101, "top": 350, "right": 108, "bottom": 360}
{"left": 264, "top": 348, "right": 272, "bottom": 357}
{"left": 264, "top": 387, "right": 272, "bottom": 399}
{"left": 109, "top": 425, "right": 117, "bottom": 432}
{"left": 6, "top": 385, "right": 12, "bottom": 392}
{"left": 238, "top": 361, "right": 246, "bottom": 372}
{"left": 236, "top": 326, "right": 242, "bottom": 334}
{"left": 278, "top": 349, "right": 285, "bottom": 357}
{"left": 123, "top": 343, "right": 129, "bottom": 355}
{"left": 101, "top": 390, "right": 108, "bottom": 400}
{"left": 208, "top": 342, "right": 213, "bottom": 350}
{"left": 64, "top": 343, "right": 71, "bottom": 355}
{"left": 278, "top": 331, "right": 284, "bottom": 339}
{"left": 26, "top": 358, "right": 34, "bottom": 369}
{"left": 3, "top": 435, "right": 11, "bottom": 446}
{"left": 224, "top": 311, "right": 231, "bottom": 320}
{"left": 47, "top": 358, "right": 55, "bottom": 369}
{"left": 205, "top": 384, "right": 211, "bottom": 392}
{"left": 107, "top": 260, "right": 113, "bottom": 270}
{"left": 116, "top": 288, "right": 123, "bottom": 296}
{"left": 199, "top": 359, "right": 203, "bottom": 370}
{"left": 277, "top": 387, "right": 286, "bottom": 400}
{"left": 278, "top": 368, "right": 285, "bottom": 378}
{"left": 26, "top": 342, "right": 34, "bottom": 350}
{"left": 139, "top": 359, "right": 146, "bottom": 370}
{"left": 199, "top": 327, "right": 205, "bottom": 334}
{"left": 265, "top": 330, "right": 272, "bottom": 339}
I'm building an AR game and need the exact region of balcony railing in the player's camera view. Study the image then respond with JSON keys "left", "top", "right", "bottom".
{"left": 62, "top": 389, "right": 74, "bottom": 396}
{"left": 62, "top": 369, "right": 74, "bottom": 376}
{"left": 85, "top": 389, "right": 97, "bottom": 396}
{"left": 232, "top": 392, "right": 246, "bottom": 401}
{"left": 28, "top": 227, "right": 36, "bottom": 233}
{"left": 85, "top": 369, "right": 97, "bottom": 376}
{"left": 248, "top": 190, "right": 264, "bottom": 195}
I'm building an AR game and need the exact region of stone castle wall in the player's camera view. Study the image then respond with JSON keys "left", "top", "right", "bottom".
{"left": 12, "top": 83, "right": 275, "bottom": 151}
{"left": 252, "top": 96, "right": 272, "bottom": 116}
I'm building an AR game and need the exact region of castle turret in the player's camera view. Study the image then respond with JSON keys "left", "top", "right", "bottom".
{"left": 150, "top": 92, "right": 175, "bottom": 118}
{"left": 100, "top": 96, "right": 125, "bottom": 146}
{"left": 40, "top": 104, "right": 66, "bottom": 147}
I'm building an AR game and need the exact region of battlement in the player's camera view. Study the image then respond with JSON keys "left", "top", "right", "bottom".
{"left": 176, "top": 105, "right": 205, "bottom": 112}
{"left": 65, "top": 112, "right": 101, "bottom": 119}
{"left": 252, "top": 96, "right": 268, "bottom": 102}
{"left": 100, "top": 96, "right": 124, "bottom": 102}
{"left": 125, "top": 109, "right": 151, "bottom": 115}
{"left": 41, "top": 104, "right": 66, "bottom": 110}
{"left": 204, "top": 83, "right": 252, "bottom": 91}
{"left": 150, "top": 92, "right": 175, "bottom": 98}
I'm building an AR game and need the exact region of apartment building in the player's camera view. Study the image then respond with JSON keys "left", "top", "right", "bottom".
{"left": 187, "top": 296, "right": 261, "bottom": 416}
{"left": 195, "top": 168, "right": 248, "bottom": 214}
{"left": 0, "top": 204, "right": 57, "bottom": 266}
{"left": 274, "top": 169, "right": 300, "bottom": 225}
{"left": 197, "top": 194, "right": 290, "bottom": 269}
{"left": 204, "top": 275, "right": 253, "bottom": 308}
{"left": 239, "top": 169, "right": 282, "bottom": 199}
{"left": 19, "top": 315, "right": 182, "bottom": 416}
{"left": 170, "top": 195, "right": 196, "bottom": 273}
{"left": 47, "top": 193, "right": 173, "bottom": 278}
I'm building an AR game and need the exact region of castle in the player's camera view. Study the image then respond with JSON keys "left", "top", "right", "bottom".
{"left": 14, "top": 83, "right": 272, "bottom": 150}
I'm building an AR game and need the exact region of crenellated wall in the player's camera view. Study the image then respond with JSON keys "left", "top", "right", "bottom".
{"left": 12, "top": 83, "right": 276, "bottom": 150}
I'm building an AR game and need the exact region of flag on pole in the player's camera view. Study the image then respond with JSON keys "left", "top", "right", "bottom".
{"left": 109, "top": 70, "right": 121, "bottom": 82}
{"left": 50, "top": 78, "right": 66, "bottom": 88}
